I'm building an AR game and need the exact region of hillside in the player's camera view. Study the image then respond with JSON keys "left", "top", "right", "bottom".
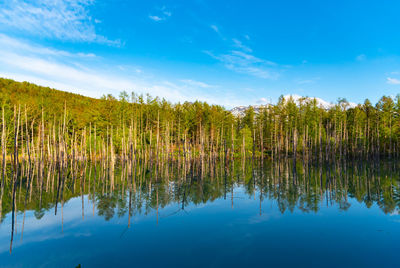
{"left": 0, "top": 77, "right": 234, "bottom": 139}
{"left": 0, "top": 78, "right": 125, "bottom": 130}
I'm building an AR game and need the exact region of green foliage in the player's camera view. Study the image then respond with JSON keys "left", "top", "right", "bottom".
{"left": 1, "top": 78, "right": 400, "bottom": 158}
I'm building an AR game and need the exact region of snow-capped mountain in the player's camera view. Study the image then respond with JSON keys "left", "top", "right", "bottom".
{"left": 229, "top": 95, "right": 357, "bottom": 117}
{"left": 230, "top": 104, "right": 269, "bottom": 117}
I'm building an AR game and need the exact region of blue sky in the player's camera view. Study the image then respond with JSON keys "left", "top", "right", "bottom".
{"left": 0, "top": 0, "right": 400, "bottom": 108}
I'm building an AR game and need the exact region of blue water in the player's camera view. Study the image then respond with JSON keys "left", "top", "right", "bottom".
{"left": 0, "top": 162, "right": 399, "bottom": 267}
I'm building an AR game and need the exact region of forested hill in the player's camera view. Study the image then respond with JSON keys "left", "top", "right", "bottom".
{"left": 0, "top": 77, "right": 231, "bottom": 134}
{"left": 0, "top": 78, "right": 104, "bottom": 128}
{"left": 0, "top": 78, "right": 170, "bottom": 130}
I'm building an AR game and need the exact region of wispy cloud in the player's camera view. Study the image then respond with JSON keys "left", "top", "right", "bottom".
{"left": 210, "top": 24, "right": 219, "bottom": 33}
{"left": 149, "top": 15, "right": 163, "bottom": 21}
{"left": 180, "top": 79, "right": 216, "bottom": 88}
{"left": 0, "top": 34, "right": 246, "bottom": 107}
{"left": 149, "top": 6, "right": 172, "bottom": 22}
{"left": 0, "top": 0, "right": 119, "bottom": 45}
{"left": 256, "top": 97, "right": 269, "bottom": 104}
{"left": 205, "top": 27, "right": 278, "bottom": 79}
{"left": 387, "top": 77, "right": 400, "bottom": 85}
{"left": 232, "top": 38, "right": 252, "bottom": 53}
{"left": 205, "top": 49, "right": 278, "bottom": 79}
{"left": 209, "top": 24, "right": 226, "bottom": 40}
{"left": 296, "top": 77, "right": 320, "bottom": 85}
{"left": 0, "top": 33, "right": 97, "bottom": 59}
{"left": 297, "top": 80, "right": 314, "bottom": 84}
{"left": 356, "top": 54, "right": 366, "bottom": 61}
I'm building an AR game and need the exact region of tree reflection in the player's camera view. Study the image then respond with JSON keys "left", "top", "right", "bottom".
{"left": 1, "top": 159, "right": 400, "bottom": 225}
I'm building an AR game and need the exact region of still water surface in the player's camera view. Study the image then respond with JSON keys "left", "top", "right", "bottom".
{"left": 1, "top": 160, "right": 399, "bottom": 267}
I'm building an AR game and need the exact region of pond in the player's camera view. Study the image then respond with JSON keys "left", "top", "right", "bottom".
{"left": 1, "top": 160, "right": 399, "bottom": 267}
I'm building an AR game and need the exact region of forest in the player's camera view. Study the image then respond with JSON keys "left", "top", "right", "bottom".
{"left": 0, "top": 77, "right": 399, "bottom": 164}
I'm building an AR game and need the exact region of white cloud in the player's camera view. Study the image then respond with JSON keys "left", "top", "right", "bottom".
{"left": 0, "top": 0, "right": 119, "bottom": 45}
{"left": 0, "top": 52, "right": 135, "bottom": 97}
{"left": 236, "top": 66, "right": 277, "bottom": 79}
{"left": 297, "top": 80, "right": 314, "bottom": 84}
{"left": 356, "top": 54, "right": 366, "bottom": 61}
{"left": 205, "top": 31, "right": 278, "bottom": 79}
{"left": 210, "top": 25, "right": 219, "bottom": 33}
{"left": 387, "top": 77, "right": 400, "bottom": 85}
{"left": 160, "top": 5, "right": 172, "bottom": 17}
{"left": 256, "top": 97, "right": 268, "bottom": 104}
{"left": 180, "top": 79, "right": 215, "bottom": 88}
{"left": 0, "top": 33, "right": 97, "bottom": 59}
{"left": 149, "top": 15, "right": 163, "bottom": 21}
{"left": 232, "top": 38, "right": 252, "bottom": 53}
{"left": 162, "top": 11, "right": 172, "bottom": 17}
{"left": 0, "top": 34, "right": 247, "bottom": 108}
{"left": 296, "top": 77, "right": 319, "bottom": 85}
{"left": 149, "top": 6, "right": 172, "bottom": 22}
{"left": 205, "top": 50, "right": 278, "bottom": 79}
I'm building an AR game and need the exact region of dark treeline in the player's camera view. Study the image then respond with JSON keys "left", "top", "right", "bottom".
{"left": 1, "top": 77, "right": 400, "bottom": 166}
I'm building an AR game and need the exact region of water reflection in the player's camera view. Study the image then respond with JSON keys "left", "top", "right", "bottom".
{"left": 1, "top": 159, "right": 400, "bottom": 266}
